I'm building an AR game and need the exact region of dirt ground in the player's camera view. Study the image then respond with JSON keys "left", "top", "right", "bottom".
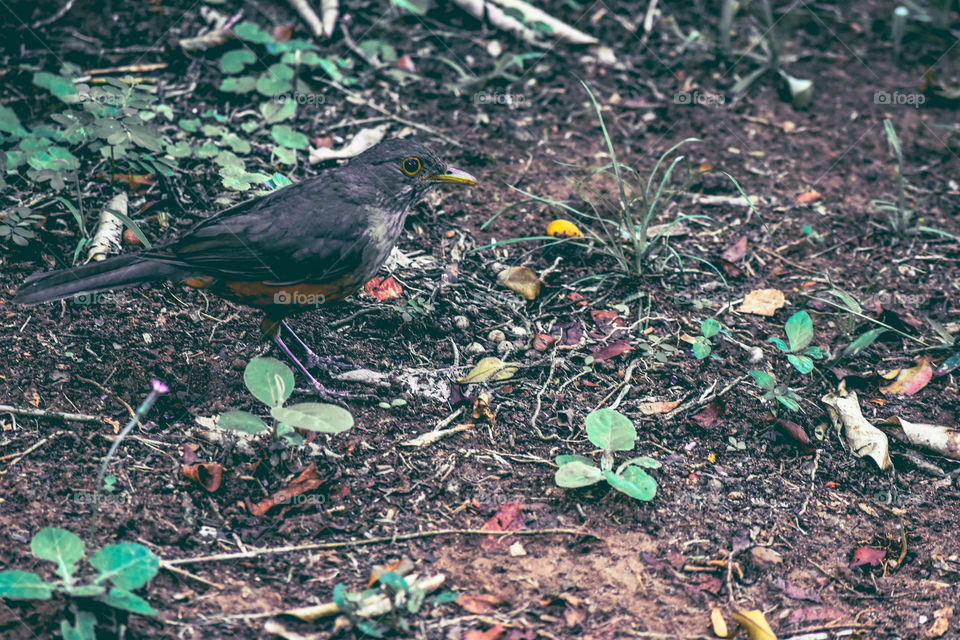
{"left": 1, "top": 0, "right": 959, "bottom": 638}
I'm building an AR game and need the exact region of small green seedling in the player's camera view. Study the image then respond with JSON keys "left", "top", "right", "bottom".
{"left": 555, "top": 408, "right": 660, "bottom": 501}
{"left": 769, "top": 310, "right": 823, "bottom": 373}
{"left": 748, "top": 369, "right": 800, "bottom": 412}
{"left": 693, "top": 318, "right": 721, "bottom": 359}
{"left": 333, "top": 572, "right": 459, "bottom": 636}
{"left": 0, "top": 527, "right": 159, "bottom": 637}
{"left": 218, "top": 357, "right": 353, "bottom": 444}
{"left": 726, "top": 436, "right": 747, "bottom": 452}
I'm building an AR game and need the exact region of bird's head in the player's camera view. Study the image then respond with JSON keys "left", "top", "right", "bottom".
{"left": 350, "top": 138, "right": 477, "bottom": 201}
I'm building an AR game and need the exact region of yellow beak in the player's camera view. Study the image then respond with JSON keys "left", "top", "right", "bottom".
{"left": 427, "top": 167, "right": 477, "bottom": 186}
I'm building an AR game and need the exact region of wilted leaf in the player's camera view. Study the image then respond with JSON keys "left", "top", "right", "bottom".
{"left": 459, "top": 357, "right": 519, "bottom": 383}
{"left": 822, "top": 387, "right": 892, "bottom": 470}
{"left": 182, "top": 463, "right": 224, "bottom": 492}
{"left": 795, "top": 190, "right": 821, "bottom": 204}
{"left": 364, "top": 275, "right": 402, "bottom": 300}
{"left": 481, "top": 501, "right": 525, "bottom": 551}
{"left": 880, "top": 416, "right": 960, "bottom": 461}
{"left": 738, "top": 289, "right": 786, "bottom": 316}
{"left": 497, "top": 266, "right": 541, "bottom": 300}
{"left": 457, "top": 593, "right": 504, "bottom": 614}
{"left": 849, "top": 545, "right": 886, "bottom": 569}
{"left": 721, "top": 235, "right": 748, "bottom": 262}
{"left": 880, "top": 357, "right": 933, "bottom": 395}
{"left": 638, "top": 400, "right": 680, "bottom": 415}
{"left": 590, "top": 340, "right": 632, "bottom": 361}
{"left": 246, "top": 463, "right": 323, "bottom": 516}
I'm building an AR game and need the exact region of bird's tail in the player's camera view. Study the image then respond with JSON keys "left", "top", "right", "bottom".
{"left": 14, "top": 254, "right": 180, "bottom": 305}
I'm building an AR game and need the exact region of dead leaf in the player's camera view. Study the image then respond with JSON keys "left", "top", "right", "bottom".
{"left": 246, "top": 463, "right": 323, "bottom": 516}
{"left": 459, "top": 357, "right": 520, "bottom": 383}
{"left": 710, "top": 607, "right": 729, "bottom": 637}
{"left": 927, "top": 606, "right": 953, "bottom": 638}
{"left": 481, "top": 501, "right": 526, "bottom": 551}
{"left": 731, "top": 609, "right": 777, "bottom": 640}
{"left": 850, "top": 545, "right": 886, "bottom": 569}
{"left": 465, "top": 624, "right": 505, "bottom": 640}
{"left": 693, "top": 401, "right": 724, "bottom": 428}
{"left": 563, "top": 605, "right": 586, "bottom": 627}
{"left": 367, "top": 558, "right": 414, "bottom": 587}
{"left": 396, "top": 54, "right": 416, "bottom": 72}
{"left": 822, "top": 386, "right": 893, "bottom": 470}
{"left": 533, "top": 333, "right": 556, "bottom": 351}
{"left": 471, "top": 393, "right": 496, "bottom": 423}
{"left": 738, "top": 289, "right": 786, "bottom": 316}
{"left": 182, "top": 463, "right": 224, "bottom": 492}
{"left": 364, "top": 276, "right": 402, "bottom": 301}
{"left": 880, "top": 416, "right": 960, "bottom": 460}
{"left": 457, "top": 594, "right": 504, "bottom": 614}
{"left": 777, "top": 419, "right": 813, "bottom": 449}
{"left": 590, "top": 340, "right": 633, "bottom": 361}
{"left": 497, "top": 266, "right": 542, "bottom": 300}
{"left": 721, "top": 235, "right": 748, "bottom": 262}
{"left": 880, "top": 357, "right": 933, "bottom": 395}
{"left": 309, "top": 125, "right": 388, "bottom": 163}
{"left": 795, "top": 190, "right": 821, "bottom": 204}
{"left": 639, "top": 400, "right": 681, "bottom": 415}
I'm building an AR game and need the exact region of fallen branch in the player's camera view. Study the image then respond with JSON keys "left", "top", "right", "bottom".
{"left": 0, "top": 405, "right": 99, "bottom": 423}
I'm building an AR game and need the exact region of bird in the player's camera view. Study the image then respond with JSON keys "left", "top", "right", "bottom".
{"left": 14, "top": 138, "right": 477, "bottom": 395}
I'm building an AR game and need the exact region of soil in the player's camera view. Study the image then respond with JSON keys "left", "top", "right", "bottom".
{"left": 1, "top": 1, "right": 959, "bottom": 639}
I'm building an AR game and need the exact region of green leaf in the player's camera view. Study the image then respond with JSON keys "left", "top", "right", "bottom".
{"left": 33, "top": 72, "right": 78, "bottom": 101}
{"left": 692, "top": 340, "right": 711, "bottom": 359}
{"left": 31, "top": 528, "right": 83, "bottom": 584}
{"left": 270, "top": 124, "right": 308, "bottom": 149}
{"left": 585, "top": 408, "right": 637, "bottom": 451}
{"left": 99, "top": 588, "right": 156, "bottom": 615}
{"left": 700, "top": 318, "right": 721, "bottom": 338}
{"left": 604, "top": 467, "right": 657, "bottom": 501}
{"left": 843, "top": 327, "right": 885, "bottom": 357}
{"left": 233, "top": 21, "right": 274, "bottom": 44}
{"left": 749, "top": 369, "right": 775, "bottom": 390}
{"left": 554, "top": 461, "right": 604, "bottom": 488}
{"left": 273, "top": 145, "right": 297, "bottom": 165}
{"left": 219, "top": 49, "right": 256, "bottom": 74}
{"left": 555, "top": 454, "right": 593, "bottom": 467}
{"left": 90, "top": 543, "right": 159, "bottom": 590}
{"left": 222, "top": 132, "right": 251, "bottom": 154}
{"left": 61, "top": 611, "right": 97, "bottom": 640}
{"left": 270, "top": 403, "right": 353, "bottom": 433}
{"left": 220, "top": 76, "right": 257, "bottom": 93}
{"left": 787, "top": 354, "right": 814, "bottom": 374}
{"left": 260, "top": 99, "right": 297, "bottom": 124}
{"left": 0, "top": 105, "right": 27, "bottom": 137}
{"left": 165, "top": 141, "right": 192, "bottom": 158}
{"left": 244, "top": 357, "right": 294, "bottom": 407}
{"left": 619, "top": 456, "right": 661, "bottom": 470}
{"left": 178, "top": 118, "right": 201, "bottom": 132}
{"left": 377, "top": 571, "right": 408, "bottom": 591}
{"left": 218, "top": 411, "right": 268, "bottom": 434}
{"left": 777, "top": 394, "right": 800, "bottom": 411}
{"left": 256, "top": 64, "right": 294, "bottom": 96}
{"left": 391, "top": 0, "right": 431, "bottom": 14}
{"left": 66, "top": 585, "right": 106, "bottom": 597}
{"left": 804, "top": 345, "right": 823, "bottom": 359}
{"left": 0, "top": 571, "right": 55, "bottom": 600}
{"left": 767, "top": 337, "right": 789, "bottom": 352}
{"left": 104, "top": 207, "right": 152, "bottom": 249}
{"left": 784, "top": 310, "right": 814, "bottom": 352}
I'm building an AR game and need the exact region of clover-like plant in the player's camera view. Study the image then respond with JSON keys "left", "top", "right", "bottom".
{"left": 218, "top": 357, "right": 353, "bottom": 444}
{"left": 769, "top": 310, "right": 823, "bottom": 374}
{"left": 748, "top": 369, "right": 800, "bottom": 413}
{"left": 693, "top": 318, "right": 722, "bottom": 359}
{"left": 555, "top": 408, "right": 660, "bottom": 501}
{"left": 0, "top": 527, "right": 159, "bottom": 636}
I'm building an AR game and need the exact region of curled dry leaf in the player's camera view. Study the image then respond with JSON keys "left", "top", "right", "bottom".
{"left": 738, "top": 288, "right": 786, "bottom": 316}
{"left": 459, "top": 357, "right": 520, "bottom": 384}
{"left": 795, "top": 190, "right": 822, "bottom": 204}
{"left": 246, "top": 462, "right": 323, "bottom": 516}
{"left": 710, "top": 607, "right": 729, "bottom": 637}
{"left": 879, "top": 357, "right": 933, "bottom": 395}
{"left": 880, "top": 416, "right": 960, "bottom": 460}
{"left": 457, "top": 593, "right": 505, "bottom": 614}
{"left": 822, "top": 386, "right": 892, "bottom": 470}
{"left": 497, "top": 266, "right": 542, "bottom": 300}
{"left": 731, "top": 609, "right": 777, "bottom": 640}
{"left": 182, "top": 463, "right": 224, "bottom": 492}
{"left": 481, "top": 500, "right": 526, "bottom": 552}
{"left": 639, "top": 400, "right": 681, "bottom": 415}
{"left": 533, "top": 333, "right": 556, "bottom": 351}
{"left": 364, "top": 275, "right": 402, "bottom": 301}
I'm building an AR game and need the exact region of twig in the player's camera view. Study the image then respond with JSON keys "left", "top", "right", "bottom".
{"left": 159, "top": 560, "right": 225, "bottom": 590}
{"left": 530, "top": 346, "right": 560, "bottom": 441}
{"left": 0, "top": 404, "right": 99, "bottom": 423}
{"left": 0, "top": 431, "right": 67, "bottom": 466}
{"left": 167, "top": 528, "right": 594, "bottom": 566}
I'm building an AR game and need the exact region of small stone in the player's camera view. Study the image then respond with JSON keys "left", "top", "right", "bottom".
{"left": 488, "top": 329, "right": 505, "bottom": 343}
{"left": 750, "top": 546, "right": 783, "bottom": 567}
{"left": 453, "top": 315, "right": 470, "bottom": 330}
{"left": 497, "top": 341, "right": 513, "bottom": 357}
{"left": 509, "top": 325, "right": 527, "bottom": 338}
{"left": 466, "top": 342, "right": 485, "bottom": 354}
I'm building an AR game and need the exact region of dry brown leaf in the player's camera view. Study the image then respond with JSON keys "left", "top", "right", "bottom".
{"left": 880, "top": 357, "right": 933, "bottom": 395}
{"left": 459, "top": 357, "right": 520, "bottom": 384}
{"left": 880, "top": 416, "right": 960, "bottom": 460}
{"left": 364, "top": 276, "right": 402, "bottom": 301}
{"left": 497, "top": 266, "right": 542, "bottom": 300}
{"left": 738, "top": 289, "right": 786, "bottom": 316}
{"left": 795, "top": 190, "right": 821, "bottom": 204}
{"left": 182, "top": 463, "right": 224, "bottom": 492}
{"left": 457, "top": 593, "right": 505, "bottom": 614}
{"left": 638, "top": 400, "right": 681, "bottom": 415}
{"left": 731, "top": 609, "right": 777, "bottom": 640}
{"left": 822, "top": 386, "right": 892, "bottom": 470}
{"left": 710, "top": 607, "right": 730, "bottom": 637}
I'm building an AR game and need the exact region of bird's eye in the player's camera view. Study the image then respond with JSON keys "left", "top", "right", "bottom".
{"left": 402, "top": 157, "right": 421, "bottom": 176}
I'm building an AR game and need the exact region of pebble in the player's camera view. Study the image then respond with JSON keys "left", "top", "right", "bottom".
{"left": 509, "top": 325, "right": 527, "bottom": 338}
{"left": 466, "top": 342, "right": 485, "bottom": 354}
{"left": 497, "top": 341, "right": 513, "bottom": 357}
{"left": 488, "top": 329, "right": 505, "bottom": 343}
{"left": 750, "top": 546, "right": 783, "bottom": 567}
{"left": 453, "top": 315, "right": 470, "bottom": 330}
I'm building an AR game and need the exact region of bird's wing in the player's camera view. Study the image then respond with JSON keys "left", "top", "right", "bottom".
{"left": 146, "top": 178, "right": 368, "bottom": 285}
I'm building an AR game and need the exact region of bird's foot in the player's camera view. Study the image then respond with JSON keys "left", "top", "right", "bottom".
{"left": 299, "top": 381, "right": 376, "bottom": 404}
{"left": 304, "top": 353, "right": 357, "bottom": 374}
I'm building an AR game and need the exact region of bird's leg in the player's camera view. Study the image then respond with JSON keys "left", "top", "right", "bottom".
{"left": 272, "top": 334, "right": 366, "bottom": 401}
{"left": 279, "top": 320, "right": 354, "bottom": 372}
